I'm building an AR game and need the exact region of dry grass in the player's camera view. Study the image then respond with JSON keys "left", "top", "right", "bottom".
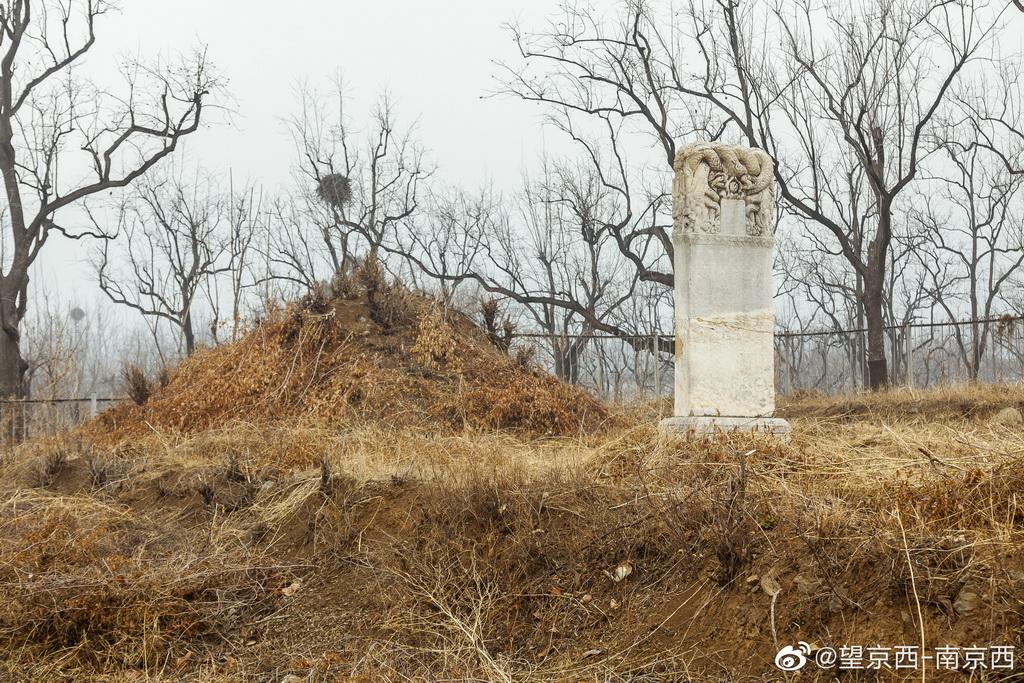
{"left": 0, "top": 488, "right": 297, "bottom": 679}
{"left": 122, "top": 363, "right": 154, "bottom": 406}
{"left": 83, "top": 266, "right": 613, "bottom": 445}
{"left": 1, "top": 383, "right": 1023, "bottom": 679}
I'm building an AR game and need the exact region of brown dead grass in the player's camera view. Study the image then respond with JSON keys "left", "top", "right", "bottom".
{"left": 8, "top": 282, "right": 1024, "bottom": 683}
{"left": 1, "top": 382, "right": 1023, "bottom": 680}
{"left": 778, "top": 381, "right": 1024, "bottom": 421}
{"left": 0, "top": 488, "right": 295, "bottom": 679}
{"left": 84, "top": 263, "right": 613, "bottom": 444}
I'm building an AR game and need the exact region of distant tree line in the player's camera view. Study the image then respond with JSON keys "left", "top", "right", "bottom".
{"left": 6, "top": 0, "right": 1024, "bottom": 401}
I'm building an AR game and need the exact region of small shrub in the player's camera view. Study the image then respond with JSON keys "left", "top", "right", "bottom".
{"left": 357, "top": 258, "right": 414, "bottom": 331}
{"left": 411, "top": 312, "right": 460, "bottom": 370}
{"left": 711, "top": 453, "right": 757, "bottom": 584}
{"left": 301, "top": 281, "right": 332, "bottom": 315}
{"left": 33, "top": 448, "right": 69, "bottom": 488}
{"left": 85, "top": 453, "right": 127, "bottom": 491}
{"left": 196, "top": 480, "right": 216, "bottom": 506}
{"left": 122, "top": 365, "right": 151, "bottom": 406}
{"left": 328, "top": 267, "right": 360, "bottom": 299}
{"left": 224, "top": 453, "right": 247, "bottom": 483}
{"left": 513, "top": 345, "right": 535, "bottom": 370}
{"left": 481, "top": 299, "right": 515, "bottom": 353}
{"left": 319, "top": 457, "right": 333, "bottom": 497}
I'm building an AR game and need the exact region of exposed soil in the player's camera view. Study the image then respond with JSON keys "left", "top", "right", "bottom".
{"left": 83, "top": 262, "right": 613, "bottom": 444}
{"left": 3, "top": 385, "right": 1024, "bottom": 681}
{"left": 2, "top": 272, "right": 1024, "bottom": 680}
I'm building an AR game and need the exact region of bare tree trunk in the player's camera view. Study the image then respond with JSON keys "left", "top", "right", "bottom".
{"left": 0, "top": 281, "right": 25, "bottom": 398}
{"left": 0, "top": 326, "right": 24, "bottom": 398}
{"left": 971, "top": 319, "right": 982, "bottom": 381}
{"left": 855, "top": 272, "right": 867, "bottom": 388}
{"left": 552, "top": 338, "right": 581, "bottom": 384}
{"left": 0, "top": 285, "right": 25, "bottom": 441}
{"left": 864, "top": 278, "right": 889, "bottom": 390}
{"left": 863, "top": 131, "right": 894, "bottom": 391}
{"left": 182, "top": 311, "right": 196, "bottom": 356}
{"left": 865, "top": 218, "right": 890, "bottom": 390}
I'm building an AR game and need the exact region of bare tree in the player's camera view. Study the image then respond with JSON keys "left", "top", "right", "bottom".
{"left": 19, "top": 290, "right": 121, "bottom": 399}
{"left": 503, "top": 0, "right": 1018, "bottom": 389}
{"left": 393, "top": 157, "right": 662, "bottom": 362}
{"left": 500, "top": 10, "right": 702, "bottom": 296}
{"left": 269, "top": 80, "right": 430, "bottom": 288}
{"left": 511, "top": 160, "right": 639, "bottom": 381}
{"left": 909, "top": 141, "right": 1024, "bottom": 380}
{"left": 97, "top": 169, "right": 230, "bottom": 356}
{"left": 0, "top": 0, "right": 218, "bottom": 396}
{"left": 205, "top": 176, "right": 262, "bottom": 343}
{"left": 22, "top": 291, "right": 81, "bottom": 399}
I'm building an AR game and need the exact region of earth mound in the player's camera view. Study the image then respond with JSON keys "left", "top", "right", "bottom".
{"left": 88, "top": 262, "right": 612, "bottom": 442}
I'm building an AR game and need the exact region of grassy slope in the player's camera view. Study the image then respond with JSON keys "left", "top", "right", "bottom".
{"left": 0, "top": 384, "right": 1023, "bottom": 681}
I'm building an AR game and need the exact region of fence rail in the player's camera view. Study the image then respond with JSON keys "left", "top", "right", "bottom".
{"left": 777, "top": 317, "right": 1024, "bottom": 394}
{"left": 4, "top": 315, "right": 1023, "bottom": 442}
{"left": 0, "top": 396, "right": 122, "bottom": 445}
{"left": 511, "top": 315, "right": 1024, "bottom": 402}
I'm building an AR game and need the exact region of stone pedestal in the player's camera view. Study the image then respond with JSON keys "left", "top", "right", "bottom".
{"left": 659, "top": 143, "right": 790, "bottom": 439}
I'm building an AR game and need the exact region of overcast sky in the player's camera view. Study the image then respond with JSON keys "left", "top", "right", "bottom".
{"left": 105, "top": 0, "right": 601, "bottom": 184}
{"left": 40, "top": 0, "right": 631, "bottom": 296}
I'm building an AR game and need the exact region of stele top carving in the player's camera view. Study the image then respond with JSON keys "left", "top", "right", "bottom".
{"left": 673, "top": 142, "right": 775, "bottom": 237}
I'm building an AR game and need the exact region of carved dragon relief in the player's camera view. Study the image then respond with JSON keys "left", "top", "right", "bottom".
{"left": 673, "top": 143, "right": 775, "bottom": 237}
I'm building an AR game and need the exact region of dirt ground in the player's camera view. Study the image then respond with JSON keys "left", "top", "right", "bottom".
{"left": 1, "top": 384, "right": 1023, "bottom": 681}
{"left": 1, "top": 274, "right": 1023, "bottom": 681}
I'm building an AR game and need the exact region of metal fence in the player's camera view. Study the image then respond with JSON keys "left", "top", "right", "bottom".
{"left": 776, "top": 316, "right": 1024, "bottom": 394}
{"left": 0, "top": 396, "right": 121, "bottom": 446}
{"left": 511, "top": 332, "right": 673, "bottom": 404}
{"left": 512, "top": 315, "right": 1024, "bottom": 402}
{"left": 4, "top": 316, "right": 1022, "bottom": 441}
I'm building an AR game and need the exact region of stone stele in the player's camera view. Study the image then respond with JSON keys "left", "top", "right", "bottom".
{"left": 659, "top": 142, "right": 790, "bottom": 438}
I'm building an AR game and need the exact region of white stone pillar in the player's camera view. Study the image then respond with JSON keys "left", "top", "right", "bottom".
{"left": 660, "top": 142, "right": 790, "bottom": 437}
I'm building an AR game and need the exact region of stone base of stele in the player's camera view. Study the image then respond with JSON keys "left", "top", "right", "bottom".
{"left": 659, "top": 415, "right": 791, "bottom": 440}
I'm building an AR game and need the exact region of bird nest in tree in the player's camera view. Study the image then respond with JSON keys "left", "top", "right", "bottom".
{"left": 316, "top": 173, "right": 353, "bottom": 209}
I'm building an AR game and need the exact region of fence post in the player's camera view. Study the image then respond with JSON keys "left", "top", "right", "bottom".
{"left": 90, "top": 393, "right": 98, "bottom": 418}
{"left": 992, "top": 335, "right": 999, "bottom": 383}
{"left": 788, "top": 335, "right": 799, "bottom": 395}
{"left": 904, "top": 324, "right": 913, "bottom": 388}
{"left": 653, "top": 336, "right": 661, "bottom": 402}
{"left": 786, "top": 337, "right": 794, "bottom": 395}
